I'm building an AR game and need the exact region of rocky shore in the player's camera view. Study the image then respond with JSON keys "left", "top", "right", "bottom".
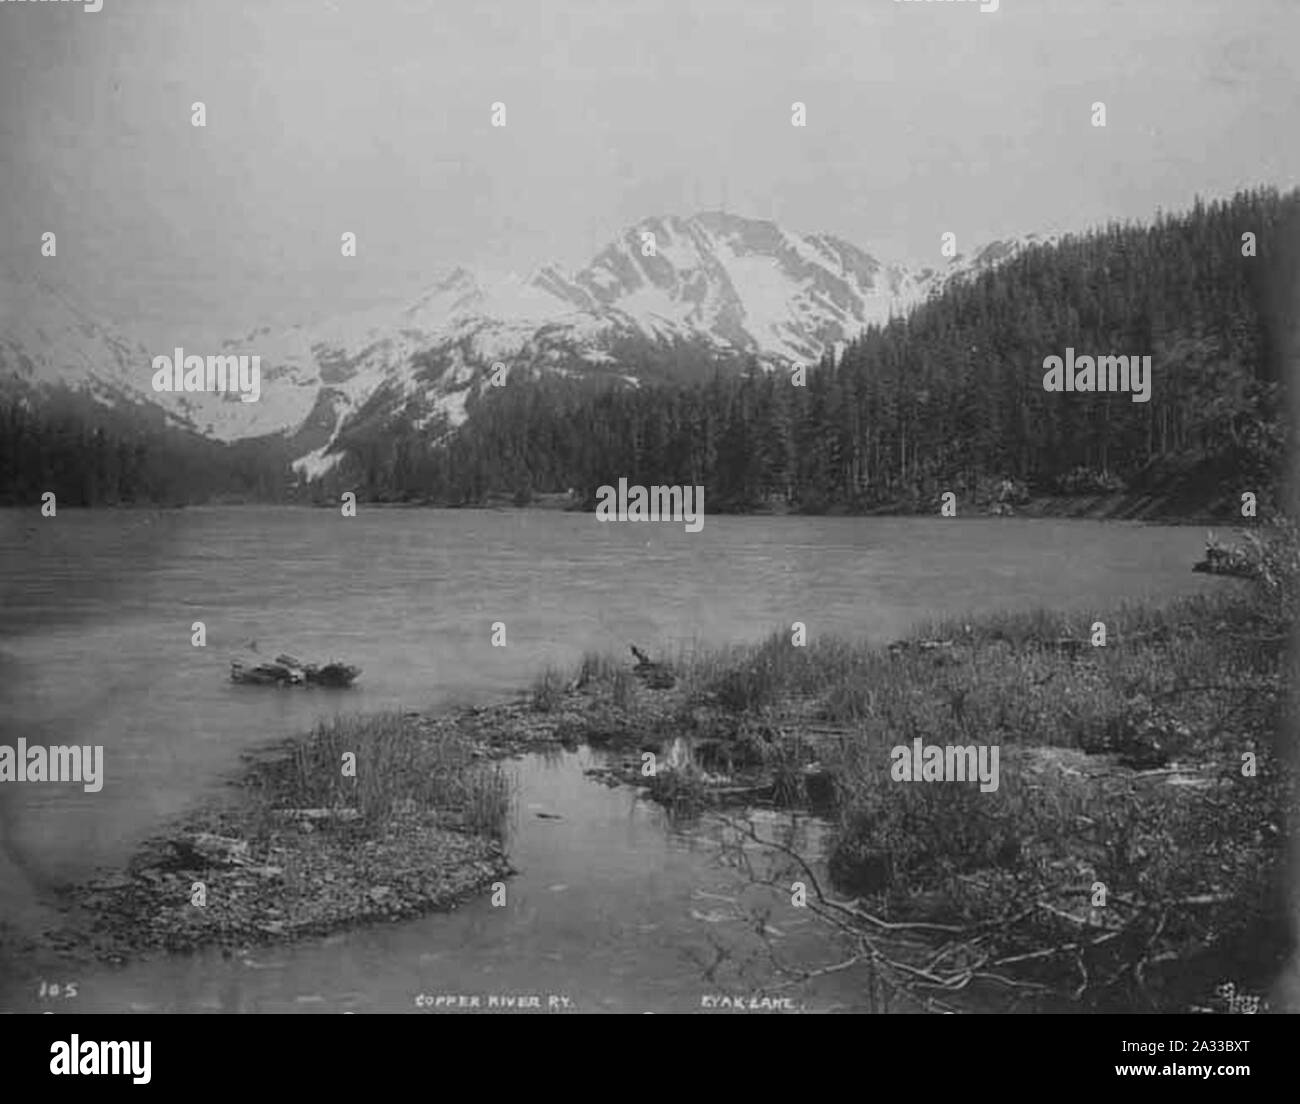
{"left": 20, "top": 711, "right": 524, "bottom": 968}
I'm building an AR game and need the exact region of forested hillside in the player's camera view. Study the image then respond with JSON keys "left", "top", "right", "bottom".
{"left": 308, "top": 187, "right": 1293, "bottom": 517}
{"left": 0, "top": 391, "right": 295, "bottom": 507}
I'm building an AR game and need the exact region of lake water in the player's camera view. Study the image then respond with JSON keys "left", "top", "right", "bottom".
{"left": 0, "top": 507, "right": 1222, "bottom": 1011}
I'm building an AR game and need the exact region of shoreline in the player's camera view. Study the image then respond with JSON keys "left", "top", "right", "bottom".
{"left": 323, "top": 496, "right": 1240, "bottom": 526}
{"left": 0, "top": 496, "right": 1246, "bottom": 527}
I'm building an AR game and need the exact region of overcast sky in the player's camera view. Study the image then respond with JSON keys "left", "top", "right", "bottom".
{"left": 1, "top": 0, "right": 1297, "bottom": 348}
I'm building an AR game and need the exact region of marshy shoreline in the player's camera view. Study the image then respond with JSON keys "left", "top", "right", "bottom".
{"left": 528, "top": 562, "right": 1295, "bottom": 1012}
{"left": 5, "top": 520, "right": 1295, "bottom": 1013}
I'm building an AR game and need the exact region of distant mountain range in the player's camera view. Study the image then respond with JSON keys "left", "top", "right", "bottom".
{"left": 0, "top": 212, "right": 1050, "bottom": 480}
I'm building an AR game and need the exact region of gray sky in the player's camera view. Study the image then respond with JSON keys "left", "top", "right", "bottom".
{"left": 1, "top": 0, "right": 1297, "bottom": 349}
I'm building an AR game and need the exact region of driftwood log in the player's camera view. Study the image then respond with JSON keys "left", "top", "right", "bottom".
{"left": 1193, "top": 535, "right": 1258, "bottom": 579}
{"left": 1192, "top": 557, "right": 1257, "bottom": 579}
{"left": 630, "top": 645, "right": 677, "bottom": 690}
{"left": 888, "top": 635, "right": 1095, "bottom": 660}
{"left": 887, "top": 639, "right": 954, "bottom": 655}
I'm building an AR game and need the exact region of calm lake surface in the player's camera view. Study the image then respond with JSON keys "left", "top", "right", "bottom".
{"left": 0, "top": 507, "right": 1224, "bottom": 1011}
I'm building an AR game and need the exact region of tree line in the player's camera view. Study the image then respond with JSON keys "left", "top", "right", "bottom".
{"left": 0, "top": 392, "right": 293, "bottom": 507}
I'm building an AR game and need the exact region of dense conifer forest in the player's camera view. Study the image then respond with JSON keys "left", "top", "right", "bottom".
{"left": 0, "top": 395, "right": 294, "bottom": 507}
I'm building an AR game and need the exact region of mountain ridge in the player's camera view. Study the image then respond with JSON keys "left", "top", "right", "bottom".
{"left": 0, "top": 213, "right": 1044, "bottom": 479}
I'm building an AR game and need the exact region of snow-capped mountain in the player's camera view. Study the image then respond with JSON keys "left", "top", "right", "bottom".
{"left": 531, "top": 212, "right": 933, "bottom": 360}
{"left": 1, "top": 213, "right": 1041, "bottom": 480}
{"left": 0, "top": 266, "right": 165, "bottom": 414}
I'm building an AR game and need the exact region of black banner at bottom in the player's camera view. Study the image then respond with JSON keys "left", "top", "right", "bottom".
{"left": 2, "top": 1011, "right": 1290, "bottom": 1092}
